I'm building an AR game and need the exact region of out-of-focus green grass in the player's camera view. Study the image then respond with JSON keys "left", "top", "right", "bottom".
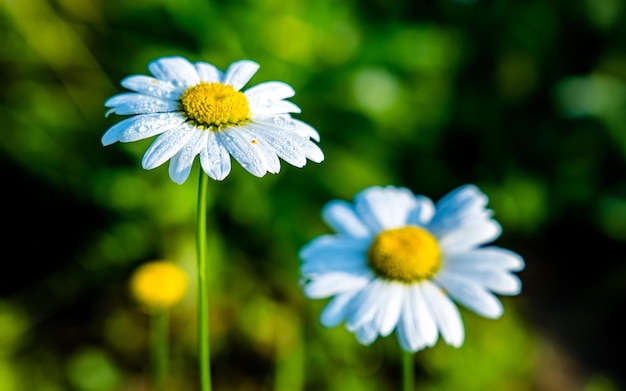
{"left": 1, "top": 0, "right": 625, "bottom": 390}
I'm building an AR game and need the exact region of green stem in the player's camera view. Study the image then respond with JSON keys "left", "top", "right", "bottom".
{"left": 402, "top": 349, "right": 414, "bottom": 391}
{"left": 196, "top": 171, "right": 212, "bottom": 391}
{"left": 150, "top": 309, "right": 169, "bottom": 391}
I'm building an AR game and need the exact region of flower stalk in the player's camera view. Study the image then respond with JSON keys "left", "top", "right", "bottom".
{"left": 196, "top": 170, "right": 212, "bottom": 391}
{"left": 402, "top": 349, "right": 414, "bottom": 391}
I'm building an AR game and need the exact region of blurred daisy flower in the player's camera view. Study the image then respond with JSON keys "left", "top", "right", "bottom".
{"left": 102, "top": 56, "right": 324, "bottom": 184}
{"left": 130, "top": 261, "right": 188, "bottom": 310}
{"left": 299, "top": 185, "right": 524, "bottom": 352}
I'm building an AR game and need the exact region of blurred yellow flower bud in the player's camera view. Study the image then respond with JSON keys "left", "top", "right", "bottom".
{"left": 130, "top": 261, "right": 188, "bottom": 310}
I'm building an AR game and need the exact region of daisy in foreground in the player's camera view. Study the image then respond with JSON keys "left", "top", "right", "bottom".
{"left": 299, "top": 184, "right": 524, "bottom": 353}
{"left": 102, "top": 56, "right": 324, "bottom": 184}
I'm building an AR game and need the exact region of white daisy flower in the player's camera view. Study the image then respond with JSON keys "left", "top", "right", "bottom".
{"left": 102, "top": 56, "right": 324, "bottom": 184}
{"left": 299, "top": 184, "right": 524, "bottom": 352}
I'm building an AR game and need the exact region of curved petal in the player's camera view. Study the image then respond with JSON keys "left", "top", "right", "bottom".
{"left": 101, "top": 113, "right": 185, "bottom": 146}
{"left": 247, "top": 121, "right": 323, "bottom": 168}
{"left": 168, "top": 129, "right": 206, "bottom": 184}
{"left": 104, "top": 93, "right": 179, "bottom": 115}
{"left": 427, "top": 185, "right": 491, "bottom": 235}
{"left": 301, "top": 251, "right": 369, "bottom": 276}
{"left": 396, "top": 283, "right": 438, "bottom": 352}
{"left": 148, "top": 56, "right": 200, "bottom": 87}
{"left": 320, "top": 290, "right": 360, "bottom": 327}
{"left": 435, "top": 270, "right": 504, "bottom": 319}
{"left": 247, "top": 133, "right": 281, "bottom": 174}
{"left": 217, "top": 128, "right": 270, "bottom": 177}
{"left": 291, "top": 118, "right": 320, "bottom": 141}
{"left": 406, "top": 196, "right": 436, "bottom": 227}
{"left": 300, "top": 236, "right": 370, "bottom": 275}
{"left": 354, "top": 186, "right": 417, "bottom": 232}
{"left": 250, "top": 100, "right": 301, "bottom": 115}
{"left": 444, "top": 247, "right": 525, "bottom": 272}
{"left": 251, "top": 124, "right": 307, "bottom": 167}
{"left": 321, "top": 200, "right": 372, "bottom": 238}
{"left": 195, "top": 62, "right": 222, "bottom": 82}
{"left": 244, "top": 81, "right": 296, "bottom": 101}
{"left": 253, "top": 116, "right": 320, "bottom": 142}
{"left": 303, "top": 271, "right": 372, "bottom": 299}
{"left": 120, "top": 75, "right": 182, "bottom": 100}
{"left": 422, "top": 280, "right": 464, "bottom": 347}
{"left": 441, "top": 266, "right": 522, "bottom": 296}
{"left": 223, "top": 60, "right": 260, "bottom": 90}
{"left": 141, "top": 124, "right": 195, "bottom": 170}
{"left": 299, "top": 235, "right": 370, "bottom": 256}
{"left": 199, "top": 130, "right": 232, "bottom": 181}
{"left": 354, "top": 323, "right": 379, "bottom": 345}
{"left": 374, "top": 281, "right": 405, "bottom": 337}
{"left": 248, "top": 120, "right": 324, "bottom": 164}
{"left": 438, "top": 219, "right": 502, "bottom": 252}
{"left": 346, "top": 279, "right": 390, "bottom": 332}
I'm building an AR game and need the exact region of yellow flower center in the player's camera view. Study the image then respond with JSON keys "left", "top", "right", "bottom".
{"left": 367, "top": 226, "right": 441, "bottom": 282}
{"left": 130, "top": 261, "right": 188, "bottom": 310}
{"left": 180, "top": 82, "right": 251, "bottom": 129}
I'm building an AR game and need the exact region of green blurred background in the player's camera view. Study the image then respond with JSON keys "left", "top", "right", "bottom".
{"left": 1, "top": 0, "right": 625, "bottom": 390}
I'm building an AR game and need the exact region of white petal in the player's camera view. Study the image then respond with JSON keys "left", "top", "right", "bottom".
{"left": 422, "top": 281, "right": 464, "bottom": 347}
{"left": 217, "top": 128, "right": 268, "bottom": 177}
{"left": 254, "top": 116, "right": 320, "bottom": 142}
{"left": 244, "top": 81, "right": 295, "bottom": 101}
{"left": 354, "top": 323, "right": 379, "bottom": 345}
{"left": 406, "top": 196, "right": 436, "bottom": 226}
{"left": 249, "top": 121, "right": 323, "bottom": 167}
{"left": 354, "top": 186, "right": 417, "bottom": 231}
{"left": 435, "top": 271, "right": 504, "bottom": 319}
{"left": 199, "top": 131, "right": 232, "bottom": 181}
{"left": 251, "top": 100, "right": 301, "bottom": 115}
{"left": 320, "top": 290, "right": 360, "bottom": 327}
{"left": 410, "top": 284, "right": 439, "bottom": 348}
{"left": 168, "top": 130, "right": 206, "bottom": 184}
{"left": 141, "top": 124, "right": 195, "bottom": 170}
{"left": 148, "top": 56, "right": 200, "bottom": 87}
{"left": 428, "top": 184, "right": 493, "bottom": 237}
{"left": 245, "top": 131, "right": 281, "bottom": 174}
{"left": 438, "top": 219, "right": 502, "bottom": 252}
{"left": 442, "top": 266, "right": 522, "bottom": 296}
{"left": 101, "top": 113, "right": 185, "bottom": 146}
{"left": 321, "top": 200, "right": 372, "bottom": 238}
{"left": 120, "top": 75, "right": 182, "bottom": 100}
{"left": 195, "top": 62, "right": 222, "bottom": 82}
{"left": 292, "top": 118, "right": 320, "bottom": 141}
{"left": 252, "top": 125, "right": 307, "bottom": 168}
{"left": 374, "top": 281, "right": 405, "bottom": 337}
{"left": 223, "top": 60, "right": 260, "bottom": 90}
{"left": 301, "top": 252, "right": 369, "bottom": 276}
{"left": 445, "top": 247, "right": 525, "bottom": 272}
{"left": 396, "top": 283, "right": 438, "bottom": 352}
{"left": 104, "top": 93, "right": 179, "bottom": 115}
{"left": 299, "top": 235, "right": 371, "bottom": 264}
{"left": 303, "top": 272, "right": 372, "bottom": 299}
{"left": 249, "top": 119, "right": 325, "bottom": 165}
{"left": 346, "top": 279, "right": 389, "bottom": 331}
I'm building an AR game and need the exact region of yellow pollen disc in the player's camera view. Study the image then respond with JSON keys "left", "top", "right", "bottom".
{"left": 180, "top": 82, "right": 251, "bottom": 129}
{"left": 367, "top": 226, "right": 441, "bottom": 282}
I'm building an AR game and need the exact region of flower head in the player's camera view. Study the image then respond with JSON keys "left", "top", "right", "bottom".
{"left": 130, "top": 261, "right": 188, "bottom": 310}
{"left": 299, "top": 185, "right": 524, "bottom": 352}
{"left": 102, "top": 56, "right": 324, "bottom": 184}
